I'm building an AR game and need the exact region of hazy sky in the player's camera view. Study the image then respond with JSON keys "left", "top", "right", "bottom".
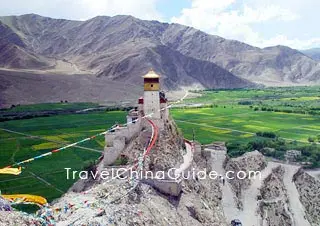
{"left": 0, "top": 0, "right": 319, "bottom": 50}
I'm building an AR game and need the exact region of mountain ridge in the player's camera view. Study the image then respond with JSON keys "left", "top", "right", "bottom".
{"left": 0, "top": 14, "right": 319, "bottom": 102}
{"left": 301, "top": 48, "right": 320, "bottom": 61}
{"left": 0, "top": 14, "right": 255, "bottom": 90}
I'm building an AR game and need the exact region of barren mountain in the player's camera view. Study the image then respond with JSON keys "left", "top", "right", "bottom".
{"left": 0, "top": 21, "right": 51, "bottom": 69}
{"left": 0, "top": 69, "right": 142, "bottom": 107}
{"left": 0, "top": 14, "right": 320, "bottom": 106}
{"left": 162, "top": 24, "right": 320, "bottom": 85}
{"left": 1, "top": 14, "right": 319, "bottom": 88}
{"left": 302, "top": 48, "right": 320, "bottom": 61}
{"left": 0, "top": 14, "right": 252, "bottom": 91}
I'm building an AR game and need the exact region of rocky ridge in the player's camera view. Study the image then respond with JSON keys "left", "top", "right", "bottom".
{"left": 293, "top": 168, "right": 320, "bottom": 225}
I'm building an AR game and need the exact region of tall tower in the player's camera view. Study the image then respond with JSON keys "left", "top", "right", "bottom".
{"left": 143, "top": 69, "right": 161, "bottom": 119}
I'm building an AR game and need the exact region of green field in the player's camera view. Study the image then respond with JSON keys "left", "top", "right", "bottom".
{"left": 171, "top": 107, "right": 319, "bottom": 144}
{"left": 170, "top": 86, "right": 320, "bottom": 166}
{"left": 0, "top": 109, "right": 126, "bottom": 207}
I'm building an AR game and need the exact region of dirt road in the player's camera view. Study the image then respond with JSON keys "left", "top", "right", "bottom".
{"left": 210, "top": 149, "right": 311, "bottom": 226}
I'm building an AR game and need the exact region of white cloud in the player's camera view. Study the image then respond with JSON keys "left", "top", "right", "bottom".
{"left": 262, "top": 35, "right": 320, "bottom": 50}
{"left": 190, "top": 0, "right": 236, "bottom": 12}
{"left": 0, "top": 0, "right": 162, "bottom": 21}
{"left": 78, "top": 0, "right": 162, "bottom": 21}
{"left": 241, "top": 5, "right": 298, "bottom": 23}
{"left": 171, "top": 0, "right": 320, "bottom": 49}
{"left": 1, "top": 0, "right": 319, "bottom": 49}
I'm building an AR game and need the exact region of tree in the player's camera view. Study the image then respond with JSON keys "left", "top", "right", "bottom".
{"left": 308, "top": 137, "right": 315, "bottom": 143}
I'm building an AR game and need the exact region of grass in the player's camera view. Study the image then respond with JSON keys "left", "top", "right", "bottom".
{"left": 172, "top": 107, "right": 319, "bottom": 143}
{"left": 0, "top": 109, "right": 126, "bottom": 208}
{"left": 171, "top": 86, "right": 320, "bottom": 145}
{"left": 171, "top": 86, "right": 320, "bottom": 167}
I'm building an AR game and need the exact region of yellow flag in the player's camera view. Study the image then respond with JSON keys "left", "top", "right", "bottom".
{"left": 2, "top": 194, "right": 47, "bottom": 205}
{"left": 0, "top": 167, "right": 22, "bottom": 175}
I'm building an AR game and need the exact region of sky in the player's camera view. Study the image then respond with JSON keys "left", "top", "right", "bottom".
{"left": 0, "top": 0, "right": 319, "bottom": 50}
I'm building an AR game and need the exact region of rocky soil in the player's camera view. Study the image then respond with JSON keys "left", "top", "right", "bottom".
{"left": 121, "top": 119, "right": 185, "bottom": 172}
{"left": 293, "top": 168, "right": 320, "bottom": 226}
{"left": 214, "top": 149, "right": 316, "bottom": 226}
{"left": 42, "top": 118, "right": 227, "bottom": 225}
{"left": 223, "top": 150, "right": 267, "bottom": 208}
{"left": 258, "top": 166, "right": 293, "bottom": 226}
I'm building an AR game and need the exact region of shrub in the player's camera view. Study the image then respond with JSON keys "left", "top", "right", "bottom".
{"left": 238, "top": 101, "right": 253, "bottom": 105}
{"left": 256, "top": 131, "right": 277, "bottom": 139}
{"left": 308, "top": 137, "right": 315, "bottom": 143}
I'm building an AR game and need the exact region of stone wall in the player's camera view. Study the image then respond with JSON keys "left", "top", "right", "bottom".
{"left": 103, "top": 120, "right": 141, "bottom": 166}
{"left": 141, "top": 177, "right": 182, "bottom": 196}
{"left": 103, "top": 137, "right": 126, "bottom": 166}
{"left": 140, "top": 140, "right": 193, "bottom": 197}
{"left": 144, "top": 91, "right": 160, "bottom": 118}
{"left": 160, "top": 102, "right": 168, "bottom": 121}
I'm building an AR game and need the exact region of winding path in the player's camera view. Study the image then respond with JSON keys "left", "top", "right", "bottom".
{"left": 240, "top": 161, "right": 278, "bottom": 226}
{"left": 281, "top": 163, "right": 310, "bottom": 226}
{"left": 208, "top": 149, "right": 241, "bottom": 223}
{"left": 209, "top": 149, "right": 310, "bottom": 226}
{"left": 175, "top": 140, "right": 193, "bottom": 176}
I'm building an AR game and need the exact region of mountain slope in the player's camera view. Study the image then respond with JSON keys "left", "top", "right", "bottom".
{"left": 301, "top": 48, "right": 320, "bottom": 61}
{"left": 0, "top": 14, "right": 252, "bottom": 90}
{"left": 161, "top": 24, "right": 320, "bottom": 85}
{"left": 0, "top": 21, "right": 52, "bottom": 69}
{"left": 0, "top": 14, "right": 319, "bottom": 90}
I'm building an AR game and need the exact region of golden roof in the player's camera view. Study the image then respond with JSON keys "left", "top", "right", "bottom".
{"left": 143, "top": 69, "right": 160, "bottom": 78}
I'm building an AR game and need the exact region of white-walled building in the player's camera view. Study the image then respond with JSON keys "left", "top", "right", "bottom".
{"left": 137, "top": 70, "right": 168, "bottom": 124}
{"left": 142, "top": 70, "right": 161, "bottom": 118}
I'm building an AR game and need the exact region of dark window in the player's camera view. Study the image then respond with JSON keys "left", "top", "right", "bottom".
{"left": 151, "top": 84, "right": 153, "bottom": 87}
{"left": 144, "top": 78, "right": 159, "bottom": 83}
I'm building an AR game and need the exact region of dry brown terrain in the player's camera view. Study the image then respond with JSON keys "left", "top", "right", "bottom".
{"left": 0, "top": 69, "right": 141, "bottom": 107}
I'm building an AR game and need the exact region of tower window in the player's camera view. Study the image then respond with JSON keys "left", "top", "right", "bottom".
{"left": 151, "top": 84, "right": 153, "bottom": 87}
